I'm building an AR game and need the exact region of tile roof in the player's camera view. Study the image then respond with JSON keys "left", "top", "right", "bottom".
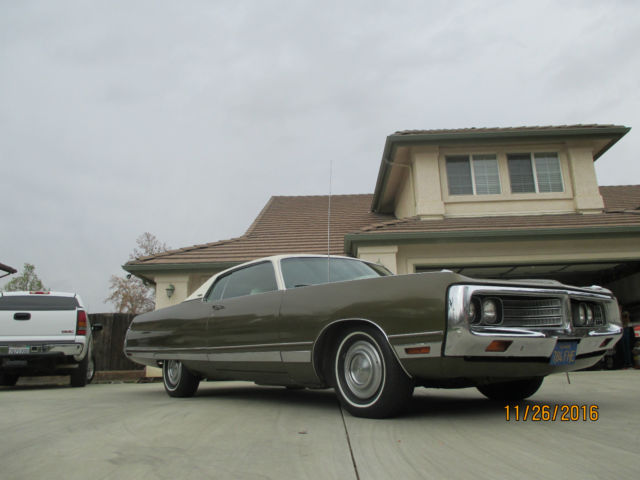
{"left": 126, "top": 186, "right": 640, "bottom": 269}
{"left": 392, "top": 124, "right": 627, "bottom": 137}
{"left": 127, "top": 195, "right": 392, "bottom": 266}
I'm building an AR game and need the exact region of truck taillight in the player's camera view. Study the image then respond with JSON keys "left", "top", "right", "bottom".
{"left": 76, "top": 310, "right": 88, "bottom": 335}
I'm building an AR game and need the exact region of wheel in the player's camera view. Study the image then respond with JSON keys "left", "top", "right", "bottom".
{"left": 0, "top": 372, "right": 18, "bottom": 386}
{"left": 477, "top": 377, "right": 544, "bottom": 401}
{"left": 70, "top": 354, "right": 89, "bottom": 387}
{"left": 163, "top": 360, "right": 200, "bottom": 397}
{"left": 86, "top": 355, "right": 96, "bottom": 384}
{"left": 333, "top": 327, "right": 413, "bottom": 418}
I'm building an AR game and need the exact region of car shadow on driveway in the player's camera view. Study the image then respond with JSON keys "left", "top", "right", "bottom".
{"left": 126, "top": 381, "right": 513, "bottom": 419}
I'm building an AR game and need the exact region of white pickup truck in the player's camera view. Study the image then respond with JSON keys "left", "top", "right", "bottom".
{"left": 0, "top": 291, "right": 101, "bottom": 387}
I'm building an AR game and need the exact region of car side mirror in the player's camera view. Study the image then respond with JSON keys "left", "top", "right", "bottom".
{"left": 92, "top": 323, "right": 103, "bottom": 332}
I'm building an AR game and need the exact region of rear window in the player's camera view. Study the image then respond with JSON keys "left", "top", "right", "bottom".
{"left": 0, "top": 295, "right": 79, "bottom": 311}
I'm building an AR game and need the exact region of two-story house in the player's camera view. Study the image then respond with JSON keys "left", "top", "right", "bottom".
{"left": 125, "top": 124, "right": 640, "bottom": 319}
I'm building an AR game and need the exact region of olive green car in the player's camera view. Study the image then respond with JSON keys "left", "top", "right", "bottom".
{"left": 124, "top": 255, "right": 622, "bottom": 418}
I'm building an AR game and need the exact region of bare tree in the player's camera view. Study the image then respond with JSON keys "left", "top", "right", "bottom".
{"left": 106, "top": 233, "right": 170, "bottom": 314}
{"left": 2, "top": 263, "right": 46, "bottom": 292}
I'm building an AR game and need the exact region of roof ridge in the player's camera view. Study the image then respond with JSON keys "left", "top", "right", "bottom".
{"left": 245, "top": 196, "right": 275, "bottom": 236}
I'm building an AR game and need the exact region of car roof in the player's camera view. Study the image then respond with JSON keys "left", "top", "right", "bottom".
{"left": 185, "top": 254, "right": 368, "bottom": 301}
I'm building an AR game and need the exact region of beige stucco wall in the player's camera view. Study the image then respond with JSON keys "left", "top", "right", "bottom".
{"left": 394, "top": 235, "right": 640, "bottom": 275}
{"left": 393, "top": 141, "right": 605, "bottom": 220}
{"left": 154, "top": 271, "right": 222, "bottom": 309}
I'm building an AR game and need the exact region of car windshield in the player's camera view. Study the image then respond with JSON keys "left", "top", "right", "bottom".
{"left": 281, "top": 257, "right": 390, "bottom": 289}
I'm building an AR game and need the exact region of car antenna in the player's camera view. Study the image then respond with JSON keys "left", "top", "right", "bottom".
{"left": 327, "top": 157, "right": 332, "bottom": 283}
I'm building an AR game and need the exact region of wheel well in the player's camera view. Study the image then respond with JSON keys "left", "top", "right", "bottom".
{"left": 312, "top": 319, "right": 390, "bottom": 385}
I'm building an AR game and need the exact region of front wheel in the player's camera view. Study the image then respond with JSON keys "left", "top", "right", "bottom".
{"left": 163, "top": 360, "right": 200, "bottom": 397}
{"left": 477, "top": 377, "right": 544, "bottom": 401}
{"left": 333, "top": 328, "right": 413, "bottom": 418}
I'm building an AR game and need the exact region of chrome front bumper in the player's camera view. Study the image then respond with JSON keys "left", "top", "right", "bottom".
{"left": 445, "top": 284, "right": 623, "bottom": 359}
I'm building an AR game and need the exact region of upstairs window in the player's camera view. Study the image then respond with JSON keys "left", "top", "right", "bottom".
{"left": 446, "top": 154, "right": 500, "bottom": 195}
{"left": 507, "top": 152, "right": 563, "bottom": 193}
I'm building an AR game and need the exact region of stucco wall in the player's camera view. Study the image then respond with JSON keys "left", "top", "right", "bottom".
{"left": 393, "top": 142, "right": 605, "bottom": 220}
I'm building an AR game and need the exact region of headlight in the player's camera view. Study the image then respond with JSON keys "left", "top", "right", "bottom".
{"left": 585, "top": 304, "right": 594, "bottom": 326}
{"left": 575, "top": 303, "right": 587, "bottom": 327}
{"left": 468, "top": 298, "right": 479, "bottom": 324}
{"left": 482, "top": 298, "right": 500, "bottom": 324}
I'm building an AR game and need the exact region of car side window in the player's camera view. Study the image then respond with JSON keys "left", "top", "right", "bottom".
{"left": 205, "top": 275, "right": 230, "bottom": 302}
{"left": 210, "top": 262, "right": 278, "bottom": 301}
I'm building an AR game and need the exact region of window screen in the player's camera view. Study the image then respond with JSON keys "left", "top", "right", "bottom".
{"left": 446, "top": 156, "right": 473, "bottom": 195}
{"left": 534, "top": 153, "right": 563, "bottom": 192}
{"left": 507, "top": 154, "right": 536, "bottom": 193}
{"left": 472, "top": 154, "right": 500, "bottom": 194}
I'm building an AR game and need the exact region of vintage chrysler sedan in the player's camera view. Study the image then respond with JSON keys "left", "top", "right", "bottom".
{"left": 124, "top": 255, "right": 622, "bottom": 418}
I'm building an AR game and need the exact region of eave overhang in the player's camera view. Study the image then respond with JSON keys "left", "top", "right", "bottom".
{"left": 344, "top": 224, "right": 640, "bottom": 258}
{"left": 122, "top": 261, "right": 242, "bottom": 284}
{"left": 372, "top": 125, "right": 631, "bottom": 213}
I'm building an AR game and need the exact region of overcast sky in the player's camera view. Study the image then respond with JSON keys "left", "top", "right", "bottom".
{"left": 1, "top": 0, "right": 639, "bottom": 311}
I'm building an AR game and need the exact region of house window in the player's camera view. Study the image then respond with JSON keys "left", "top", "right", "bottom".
{"left": 446, "top": 154, "right": 500, "bottom": 195}
{"left": 507, "top": 152, "right": 563, "bottom": 193}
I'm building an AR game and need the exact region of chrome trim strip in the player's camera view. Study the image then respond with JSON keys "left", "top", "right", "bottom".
{"left": 281, "top": 350, "right": 312, "bottom": 363}
{"left": 126, "top": 341, "right": 313, "bottom": 353}
{"left": 209, "top": 351, "right": 282, "bottom": 363}
{"left": 388, "top": 330, "right": 444, "bottom": 339}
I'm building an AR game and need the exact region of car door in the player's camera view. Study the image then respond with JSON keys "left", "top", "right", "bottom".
{"left": 204, "top": 261, "right": 285, "bottom": 376}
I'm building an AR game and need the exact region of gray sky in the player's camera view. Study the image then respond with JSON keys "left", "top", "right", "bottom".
{"left": 2, "top": 0, "right": 639, "bottom": 312}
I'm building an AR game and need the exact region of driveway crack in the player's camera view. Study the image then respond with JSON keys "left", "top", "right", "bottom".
{"left": 338, "top": 402, "right": 360, "bottom": 480}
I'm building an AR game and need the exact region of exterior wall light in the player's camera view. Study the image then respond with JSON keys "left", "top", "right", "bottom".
{"left": 166, "top": 284, "right": 175, "bottom": 298}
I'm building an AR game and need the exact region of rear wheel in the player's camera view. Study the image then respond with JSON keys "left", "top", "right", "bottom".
{"left": 477, "top": 377, "right": 544, "bottom": 401}
{"left": 86, "top": 355, "right": 96, "bottom": 383}
{"left": 0, "top": 373, "right": 18, "bottom": 386}
{"left": 70, "top": 354, "right": 89, "bottom": 387}
{"left": 163, "top": 360, "right": 200, "bottom": 397}
{"left": 333, "top": 327, "right": 413, "bottom": 418}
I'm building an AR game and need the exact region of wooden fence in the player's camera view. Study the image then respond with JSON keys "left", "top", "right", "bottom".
{"left": 89, "top": 313, "right": 144, "bottom": 371}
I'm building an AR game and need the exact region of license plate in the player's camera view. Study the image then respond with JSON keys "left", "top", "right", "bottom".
{"left": 550, "top": 342, "right": 577, "bottom": 366}
{"left": 8, "top": 346, "right": 30, "bottom": 355}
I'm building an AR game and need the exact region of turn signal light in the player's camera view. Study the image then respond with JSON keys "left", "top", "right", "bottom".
{"left": 76, "top": 310, "right": 88, "bottom": 336}
{"left": 405, "top": 346, "right": 431, "bottom": 355}
{"left": 485, "top": 340, "right": 512, "bottom": 352}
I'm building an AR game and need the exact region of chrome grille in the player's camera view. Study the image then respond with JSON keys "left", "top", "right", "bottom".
{"left": 501, "top": 297, "right": 564, "bottom": 327}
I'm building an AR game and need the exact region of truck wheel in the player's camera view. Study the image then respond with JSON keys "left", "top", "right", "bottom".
{"left": 333, "top": 328, "right": 413, "bottom": 418}
{"left": 0, "top": 373, "right": 18, "bottom": 386}
{"left": 163, "top": 360, "right": 200, "bottom": 397}
{"left": 70, "top": 354, "right": 89, "bottom": 387}
{"left": 87, "top": 355, "right": 96, "bottom": 383}
{"left": 477, "top": 377, "right": 544, "bottom": 401}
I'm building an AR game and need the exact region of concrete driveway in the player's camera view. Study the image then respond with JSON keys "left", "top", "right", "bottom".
{"left": 1, "top": 371, "right": 637, "bottom": 479}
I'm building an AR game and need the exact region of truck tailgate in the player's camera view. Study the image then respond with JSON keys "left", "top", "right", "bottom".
{"left": 1, "top": 310, "right": 77, "bottom": 337}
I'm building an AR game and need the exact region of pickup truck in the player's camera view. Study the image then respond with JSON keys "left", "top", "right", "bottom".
{"left": 0, "top": 291, "right": 101, "bottom": 387}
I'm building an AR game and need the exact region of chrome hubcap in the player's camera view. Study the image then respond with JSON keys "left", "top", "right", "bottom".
{"left": 166, "top": 360, "right": 181, "bottom": 385}
{"left": 344, "top": 340, "right": 383, "bottom": 399}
